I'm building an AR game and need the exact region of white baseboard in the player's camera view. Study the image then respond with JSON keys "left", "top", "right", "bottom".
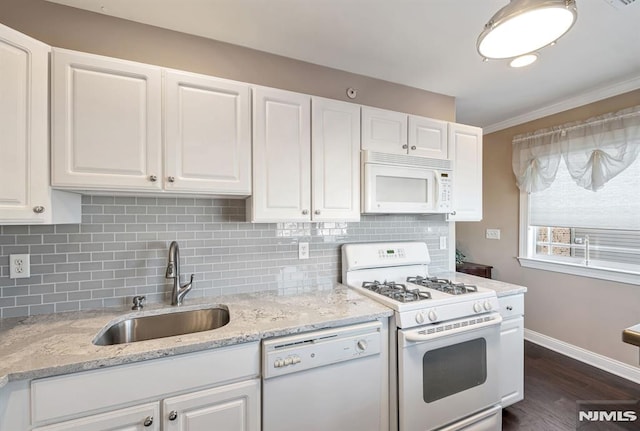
{"left": 524, "top": 329, "right": 640, "bottom": 385}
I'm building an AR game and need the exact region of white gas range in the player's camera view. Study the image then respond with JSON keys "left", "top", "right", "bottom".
{"left": 342, "top": 241, "right": 503, "bottom": 431}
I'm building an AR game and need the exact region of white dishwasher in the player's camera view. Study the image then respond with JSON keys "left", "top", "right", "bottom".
{"left": 262, "top": 320, "right": 384, "bottom": 431}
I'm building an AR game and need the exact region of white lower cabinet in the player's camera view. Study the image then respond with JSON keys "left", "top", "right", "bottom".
{"left": 33, "top": 403, "right": 160, "bottom": 431}
{"left": 26, "top": 343, "right": 260, "bottom": 431}
{"left": 498, "top": 294, "right": 525, "bottom": 407}
{"left": 33, "top": 379, "right": 260, "bottom": 431}
{"left": 163, "top": 379, "right": 260, "bottom": 430}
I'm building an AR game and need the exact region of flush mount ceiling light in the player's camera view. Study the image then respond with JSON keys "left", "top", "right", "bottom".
{"left": 510, "top": 53, "right": 539, "bottom": 67}
{"left": 477, "top": 0, "right": 578, "bottom": 60}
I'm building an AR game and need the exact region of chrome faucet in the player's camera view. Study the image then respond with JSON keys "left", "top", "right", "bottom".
{"left": 166, "top": 241, "right": 194, "bottom": 305}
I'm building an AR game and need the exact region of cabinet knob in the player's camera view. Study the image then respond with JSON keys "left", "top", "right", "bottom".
{"left": 33, "top": 206, "right": 45, "bottom": 214}
{"left": 314, "top": 210, "right": 321, "bottom": 215}
{"left": 411, "top": 145, "right": 417, "bottom": 150}
{"left": 302, "top": 209, "right": 309, "bottom": 215}
{"left": 506, "top": 305, "right": 513, "bottom": 311}
{"left": 149, "top": 175, "right": 158, "bottom": 182}
{"left": 168, "top": 410, "right": 178, "bottom": 421}
{"left": 450, "top": 211, "right": 457, "bottom": 216}
{"left": 168, "top": 176, "right": 175, "bottom": 183}
{"left": 402, "top": 144, "right": 408, "bottom": 149}
{"left": 143, "top": 416, "right": 154, "bottom": 427}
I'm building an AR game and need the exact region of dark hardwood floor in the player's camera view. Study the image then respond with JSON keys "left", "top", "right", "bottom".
{"left": 502, "top": 341, "right": 640, "bottom": 431}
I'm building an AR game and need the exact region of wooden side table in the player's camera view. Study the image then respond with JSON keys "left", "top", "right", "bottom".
{"left": 456, "top": 262, "right": 493, "bottom": 279}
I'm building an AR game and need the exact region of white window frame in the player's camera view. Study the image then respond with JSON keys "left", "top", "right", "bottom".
{"left": 517, "top": 191, "right": 640, "bottom": 286}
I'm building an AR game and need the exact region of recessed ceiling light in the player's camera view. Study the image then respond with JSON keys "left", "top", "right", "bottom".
{"left": 510, "top": 53, "right": 539, "bottom": 68}
{"left": 477, "top": 0, "right": 577, "bottom": 59}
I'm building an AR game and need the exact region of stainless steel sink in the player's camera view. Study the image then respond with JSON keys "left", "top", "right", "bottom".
{"left": 93, "top": 306, "right": 230, "bottom": 345}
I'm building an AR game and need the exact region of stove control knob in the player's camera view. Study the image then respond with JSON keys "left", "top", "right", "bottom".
{"left": 427, "top": 310, "right": 438, "bottom": 322}
{"left": 415, "top": 312, "right": 425, "bottom": 324}
{"left": 473, "top": 302, "right": 483, "bottom": 313}
{"left": 357, "top": 340, "right": 368, "bottom": 351}
{"left": 483, "top": 300, "right": 493, "bottom": 311}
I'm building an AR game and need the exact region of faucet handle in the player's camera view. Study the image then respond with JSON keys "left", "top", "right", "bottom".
{"left": 132, "top": 295, "right": 146, "bottom": 310}
{"left": 182, "top": 274, "right": 195, "bottom": 290}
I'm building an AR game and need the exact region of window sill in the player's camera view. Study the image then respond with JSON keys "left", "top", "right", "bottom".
{"left": 517, "top": 257, "right": 640, "bottom": 286}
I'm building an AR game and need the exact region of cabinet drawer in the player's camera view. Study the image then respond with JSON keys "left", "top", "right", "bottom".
{"left": 498, "top": 294, "right": 524, "bottom": 319}
{"left": 31, "top": 342, "right": 259, "bottom": 425}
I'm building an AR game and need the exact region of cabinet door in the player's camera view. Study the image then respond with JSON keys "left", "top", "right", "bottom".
{"left": 361, "top": 107, "right": 408, "bottom": 155}
{"left": 408, "top": 116, "right": 448, "bottom": 159}
{"left": 164, "top": 70, "right": 251, "bottom": 195}
{"left": 0, "top": 25, "right": 51, "bottom": 223}
{"left": 163, "top": 379, "right": 260, "bottom": 431}
{"left": 500, "top": 316, "right": 524, "bottom": 408}
{"left": 51, "top": 48, "right": 162, "bottom": 191}
{"left": 448, "top": 123, "right": 483, "bottom": 221}
{"left": 33, "top": 403, "right": 159, "bottom": 431}
{"left": 311, "top": 97, "right": 360, "bottom": 222}
{"left": 250, "top": 87, "right": 311, "bottom": 222}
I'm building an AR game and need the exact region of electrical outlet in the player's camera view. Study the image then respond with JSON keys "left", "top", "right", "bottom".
{"left": 298, "top": 242, "right": 309, "bottom": 260}
{"left": 9, "top": 254, "right": 30, "bottom": 279}
{"left": 486, "top": 229, "right": 501, "bottom": 240}
{"left": 439, "top": 236, "right": 447, "bottom": 250}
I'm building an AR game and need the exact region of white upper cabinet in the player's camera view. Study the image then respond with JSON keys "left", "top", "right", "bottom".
{"left": 311, "top": 97, "right": 360, "bottom": 222}
{"left": 249, "top": 86, "right": 311, "bottom": 222}
{"left": 362, "top": 107, "right": 448, "bottom": 160}
{"left": 448, "top": 123, "right": 483, "bottom": 221}
{"left": 361, "top": 107, "right": 408, "bottom": 155}
{"left": 0, "top": 25, "right": 80, "bottom": 225}
{"left": 51, "top": 50, "right": 252, "bottom": 197}
{"left": 164, "top": 70, "right": 251, "bottom": 195}
{"left": 248, "top": 89, "right": 361, "bottom": 223}
{"left": 51, "top": 48, "right": 163, "bottom": 192}
{"left": 408, "top": 115, "right": 448, "bottom": 159}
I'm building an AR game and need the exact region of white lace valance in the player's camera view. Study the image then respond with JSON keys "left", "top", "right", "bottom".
{"left": 512, "top": 105, "right": 640, "bottom": 193}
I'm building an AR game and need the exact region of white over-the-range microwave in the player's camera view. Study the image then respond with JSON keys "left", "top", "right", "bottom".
{"left": 361, "top": 150, "right": 452, "bottom": 214}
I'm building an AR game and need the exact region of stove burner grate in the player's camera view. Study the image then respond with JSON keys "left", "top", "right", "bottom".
{"left": 361, "top": 280, "right": 432, "bottom": 303}
{"left": 406, "top": 276, "right": 478, "bottom": 295}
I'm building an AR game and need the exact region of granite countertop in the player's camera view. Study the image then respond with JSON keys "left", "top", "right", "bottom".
{"left": 0, "top": 285, "right": 392, "bottom": 388}
{"left": 435, "top": 271, "right": 528, "bottom": 297}
{"left": 623, "top": 323, "right": 640, "bottom": 347}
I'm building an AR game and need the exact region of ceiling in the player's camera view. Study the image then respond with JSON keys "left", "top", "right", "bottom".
{"left": 46, "top": 0, "right": 640, "bottom": 132}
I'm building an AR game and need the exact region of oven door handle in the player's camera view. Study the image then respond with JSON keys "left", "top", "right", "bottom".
{"left": 404, "top": 314, "right": 502, "bottom": 343}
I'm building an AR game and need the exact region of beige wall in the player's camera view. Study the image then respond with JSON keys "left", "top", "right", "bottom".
{"left": 457, "top": 89, "right": 640, "bottom": 368}
{"left": 0, "top": 0, "right": 455, "bottom": 121}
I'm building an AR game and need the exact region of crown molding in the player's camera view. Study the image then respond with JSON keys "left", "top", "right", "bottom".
{"left": 483, "top": 74, "right": 640, "bottom": 134}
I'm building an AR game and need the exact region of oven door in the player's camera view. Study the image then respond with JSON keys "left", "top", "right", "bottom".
{"left": 397, "top": 314, "right": 502, "bottom": 431}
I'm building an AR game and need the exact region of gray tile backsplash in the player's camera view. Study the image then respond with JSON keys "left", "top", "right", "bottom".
{"left": 0, "top": 196, "right": 450, "bottom": 318}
